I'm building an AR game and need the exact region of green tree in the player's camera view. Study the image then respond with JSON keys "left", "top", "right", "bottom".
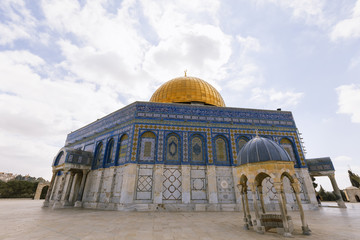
{"left": 348, "top": 170, "right": 360, "bottom": 188}
{"left": 0, "top": 180, "right": 38, "bottom": 198}
{"left": 311, "top": 176, "right": 318, "bottom": 189}
{"left": 318, "top": 185, "right": 338, "bottom": 201}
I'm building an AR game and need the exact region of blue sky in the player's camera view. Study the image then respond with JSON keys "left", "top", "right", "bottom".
{"left": 1, "top": 0, "right": 360, "bottom": 191}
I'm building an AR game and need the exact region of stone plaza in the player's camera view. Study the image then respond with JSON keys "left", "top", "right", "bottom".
{"left": 1, "top": 199, "right": 359, "bottom": 240}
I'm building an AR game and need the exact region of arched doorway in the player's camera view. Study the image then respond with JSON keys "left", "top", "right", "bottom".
{"left": 34, "top": 182, "right": 50, "bottom": 200}
{"left": 40, "top": 185, "right": 49, "bottom": 199}
{"left": 355, "top": 195, "right": 360, "bottom": 202}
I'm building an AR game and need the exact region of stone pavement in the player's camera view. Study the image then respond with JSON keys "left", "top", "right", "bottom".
{"left": 0, "top": 199, "right": 359, "bottom": 240}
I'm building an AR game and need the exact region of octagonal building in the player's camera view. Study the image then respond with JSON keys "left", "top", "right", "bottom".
{"left": 44, "top": 75, "right": 319, "bottom": 211}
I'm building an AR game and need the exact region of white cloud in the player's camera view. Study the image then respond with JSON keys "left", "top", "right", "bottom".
{"left": 143, "top": 24, "right": 232, "bottom": 85}
{"left": 237, "top": 35, "right": 261, "bottom": 53}
{"left": 223, "top": 64, "right": 262, "bottom": 93}
{"left": 331, "top": 0, "right": 360, "bottom": 40}
{"left": 140, "top": 0, "right": 231, "bottom": 87}
{"left": 257, "top": 0, "right": 326, "bottom": 26}
{"left": 349, "top": 55, "right": 360, "bottom": 69}
{"left": 140, "top": 0, "right": 220, "bottom": 39}
{"left": 0, "top": 0, "right": 37, "bottom": 45}
{"left": 42, "top": 0, "right": 149, "bottom": 67}
{"left": 40, "top": 0, "right": 155, "bottom": 100}
{"left": 336, "top": 84, "right": 360, "bottom": 123}
{"left": 334, "top": 155, "right": 353, "bottom": 162}
{"left": 250, "top": 88, "right": 304, "bottom": 108}
{"left": 0, "top": 49, "right": 126, "bottom": 179}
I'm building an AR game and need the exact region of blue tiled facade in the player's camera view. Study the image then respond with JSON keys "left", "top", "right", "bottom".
{"left": 62, "top": 101, "right": 306, "bottom": 169}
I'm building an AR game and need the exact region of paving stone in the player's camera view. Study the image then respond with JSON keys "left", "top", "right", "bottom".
{"left": 0, "top": 200, "right": 359, "bottom": 239}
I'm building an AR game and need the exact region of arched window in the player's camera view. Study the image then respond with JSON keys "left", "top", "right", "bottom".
{"left": 139, "top": 131, "right": 156, "bottom": 162}
{"left": 190, "top": 135, "right": 205, "bottom": 164}
{"left": 165, "top": 133, "right": 181, "bottom": 164}
{"left": 105, "top": 138, "right": 114, "bottom": 164}
{"left": 93, "top": 142, "right": 103, "bottom": 168}
{"left": 214, "top": 136, "right": 229, "bottom": 164}
{"left": 237, "top": 137, "right": 249, "bottom": 154}
{"left": 117, "top": 134, "right": 129, "bottom": 164}
{"left": 54, "top": 151, "right": 64, "bottom": 166}
{"left": 280, "top": 138, "right": 297, "bottom": 165}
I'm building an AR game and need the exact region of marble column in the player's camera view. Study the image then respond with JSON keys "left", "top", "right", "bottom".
{"left": 63, "top": 172, "right": 75, "bottom": 206}
{"left": 43, "top": 171, "right": 56, "bottom": 207}
{"left": 69, "top": 173, "right": 80, "bottom": 203}
{"left": 274, "top": 182, "right": 291, "bottom": 237}
{"left": 280, "top": 188, "right": 288, "bottom": 216}
{"left": 52, "top": 171, "right": 67, "bottom": 209}
{"left": 244, "top": 186, "right": 253, "bottom": 227}
{"left": 74, "top": 170, "right": 89, "bottom": 208}
{"left": 49, "top": 173, "right": 59, "bottom": 201}
{"left": 239, "top": 185, "right": 249, "bottom": 230}
{"left": 257, "top": 185, "right": 266, "bottom": 214}
{"left": 251, "top": 184, "right": 264, "bottom": 233}
{"left": 292, "top": 182, "right": 311, "bottom": 235}
{"left": 328, "top": 173, "right": 347, "bottom": 208}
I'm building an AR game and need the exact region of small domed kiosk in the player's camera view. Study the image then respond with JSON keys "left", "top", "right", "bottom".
{"left": 236, "top": 135, "right": 311, "bottom": 237}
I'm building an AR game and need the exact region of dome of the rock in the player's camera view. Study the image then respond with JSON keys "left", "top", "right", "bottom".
{"left": 150, "top": 76, "right": 225, "bottom": 107}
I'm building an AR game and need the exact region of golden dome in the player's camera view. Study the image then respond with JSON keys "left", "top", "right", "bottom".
{"left": 150, "top": 76, "right": 225, "bottom": 107}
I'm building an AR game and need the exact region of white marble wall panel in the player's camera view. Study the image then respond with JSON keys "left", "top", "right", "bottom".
{"left": 190, "top": 166, "right": 207, "bottom": 202}
{"left": 295, "top": 170, "right": 310, "bottom": 202}
{"left": 216, "top": 167, "right": 235, "bottom": 203}
{"left": 111, "top": 167, "right": 124, "bottom": 203}
{"left": 98, "top": 168, "right": 113, "bottom": 203}
{"left": 136, "top": 165, "right": 153, "bottom": 200}
{"left": 83, "top": 170, "right": 101, "bottom": 202}
{"left": 283, "top": 176, "right": 296, "bottom": 206}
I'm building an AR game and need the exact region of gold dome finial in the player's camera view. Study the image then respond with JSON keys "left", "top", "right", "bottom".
{"left": 184, "top": 69, "right": 187, "bottom": 77}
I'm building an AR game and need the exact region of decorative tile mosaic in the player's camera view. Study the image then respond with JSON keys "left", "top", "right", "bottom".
{"left": 183, "top": 132, "right": 188, "bottom": 162}
{"left": 214, "top": 137, "right": 228, "bottom": 164}
{"left": 65, "top": 100, "right": 306, "bottom": 168}
{"left": 93, "top": 142, "right": 104, "bottom": 168}
{"left": 165, "top": 134, "right": 180, "bottom": 163}
{"left": 66, "top": 101, "right": 296, "bottom": 145}
{"left": 157, "top": 131, "right": 164, "bottom": 162}
{"left": 281, "top": 143, "right": 297, "bottom": 166}
{"left": 139, "top": 138, "right": 155, "bottom": 162}
{"left": 118, "top": 134, "right": 129, "bottom": 164}
{"left": 191, "top": 136, "right": 205, "bottom": 163}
